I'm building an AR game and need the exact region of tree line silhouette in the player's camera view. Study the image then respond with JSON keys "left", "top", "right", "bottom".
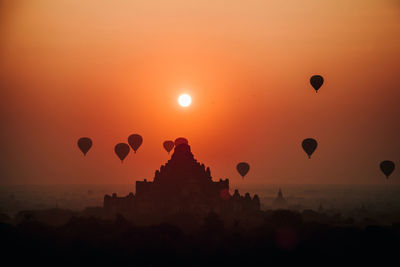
{"left": 1, "top": 209, "right": 400, "bottom": 265}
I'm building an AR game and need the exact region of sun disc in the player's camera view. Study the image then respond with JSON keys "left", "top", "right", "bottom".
{"left": 178, "top": 94, "right": 192, "bottom": 107}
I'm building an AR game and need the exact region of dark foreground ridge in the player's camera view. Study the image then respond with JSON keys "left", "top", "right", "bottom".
{"left": 2, "top": 210, "right": 400, "bottom": 265}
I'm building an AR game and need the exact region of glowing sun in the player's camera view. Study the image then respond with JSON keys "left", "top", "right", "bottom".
{"left": 178, "top": 94, "right": 192, "bottom": 107}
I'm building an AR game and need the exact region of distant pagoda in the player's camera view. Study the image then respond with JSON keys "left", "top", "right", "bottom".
{"left": 104, "top": 138, "right": 260, "bottom": 216}
{"left": 272, "top": 188, "right": 288, "bottom": 209}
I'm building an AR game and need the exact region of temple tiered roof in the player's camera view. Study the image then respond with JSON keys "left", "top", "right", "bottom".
{"left": 104, "top": 138, "right": 260, "bottom": 216}
{"left": 154, "top": 138, "right": 212, "bottom": 185}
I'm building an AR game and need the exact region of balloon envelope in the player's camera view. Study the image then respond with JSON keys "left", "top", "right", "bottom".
{"left": 380, "top": 160, "right": 395, "bottom": 179}
{"left": 302, "top": 138, "right": 318, "bottom": 159}
{"left": 128, "top": 134, "right": 143, "bottom": 153}
{"left": 310, "top": 75, "right": 324, "bottom": 92}
{"left": 163, "top": 140, "right": 175, "bottom": 154}
{"left": 114, "top": 143, "right": 130, "bottom": 162}
{"left": 175, "top": 137, "right": 188, "bottom": 146}
{"left": 236, "top": 162, "right": 250, "bottom": 178}
{"left": 77, "top": 137, "right": 92, "bottom": 156}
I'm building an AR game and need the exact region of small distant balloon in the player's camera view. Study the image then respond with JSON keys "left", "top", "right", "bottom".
{"left": 236, "top": 162, "right": 250, "bottom": 178}
{"left": 302, "top": 138, "right": 318, "bottom": 159}
{"left": 310, "top": 75, "right": 324, "bottom": 93}
{"left": 380, "top": 160, "right": 395, "bottom": 179}
{"left": 128, "top": 134, "right": 143, "bottom": 153}
{"left": 114, "top": 143, "right": 130, "bottom": 162}
{"left": 163, "top": 140, "right": 175, "bottom": 154}
{"left": 77, "top": 137, "right": 92, "bottom": 156}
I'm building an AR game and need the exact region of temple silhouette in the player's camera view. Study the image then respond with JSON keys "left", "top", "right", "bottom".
{"left": 104, "top": 138, "right": 260, "bottom": 217}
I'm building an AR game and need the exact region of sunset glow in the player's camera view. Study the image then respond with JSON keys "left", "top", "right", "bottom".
{"left": 0, "top": 0, "right": 399, "bottom": 186}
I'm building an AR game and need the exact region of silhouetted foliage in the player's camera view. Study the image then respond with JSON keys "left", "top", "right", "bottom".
{"left": 202, "top": 211, "right": 224, "bottom": 234}
{"left": 1, "top": 209, "right": 400, "bottom": 265}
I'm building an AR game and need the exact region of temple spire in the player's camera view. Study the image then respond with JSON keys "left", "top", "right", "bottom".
{"left": 278, "top": 188, "right": 283, "bottom": 198}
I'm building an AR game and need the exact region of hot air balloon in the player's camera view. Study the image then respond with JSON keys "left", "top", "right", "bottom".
{"left": 77, "top": 137, "right": 92, "bottom": 156}
{"left": 175, "top": 137, "right": 188, "bottom": 146}
{"left": 114, "top": 143, "right": 130, "bottom": 162}
{"left": 310, "top": 75, "right": 324, "bottom": 93}
{"left": 302, "top": 138, "right": 318, "bottom": 159}
{"left": 128, "top": 134, "right": 143, "bottom": 153}
{"left": 380, "top": 160, "right": 395, "bottom": 179}
{"left": 163, "top": 140, "right": 174, "bottom": 154}
{"left": 236, "top": 162, "right": 250, "bottom": 178}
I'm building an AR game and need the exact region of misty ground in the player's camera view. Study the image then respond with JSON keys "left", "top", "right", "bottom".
{"left": 1, "top": 184, "right": 400, "bottom": 224}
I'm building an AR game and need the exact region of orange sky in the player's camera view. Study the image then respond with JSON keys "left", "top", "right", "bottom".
{"left": 0, "top": 0, "right": 399, "bottom": 186}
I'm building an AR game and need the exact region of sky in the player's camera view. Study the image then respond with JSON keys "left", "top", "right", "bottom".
{"left": 0, "top": 0, "right": 399, "bottom": 186}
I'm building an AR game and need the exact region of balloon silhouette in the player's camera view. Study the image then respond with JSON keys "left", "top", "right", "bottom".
{"left": 114, "top": 143, "right": 130, "bottom": 162}
{"left": 128, "top": 134, "right": 143, "bottom": 153}
{"left": 310, "top": 75, "right": 324, "bottom": 92}
{"left": 77, "top": 137, "right": 92, "bottom": 156}
{"left": 302, "top": 138, "right": 318, "bottom": 159}
{"left": 175, "top": 137, "right": 188, "bottom": 146}
{"left": 236, "top": 162, "right": 250, "bottom": 178}
{"left": 163, "top": 140, "right": 175, "bottom": 154}
{"left": 380, "top": 160, "right": 395, "bottom": 179}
